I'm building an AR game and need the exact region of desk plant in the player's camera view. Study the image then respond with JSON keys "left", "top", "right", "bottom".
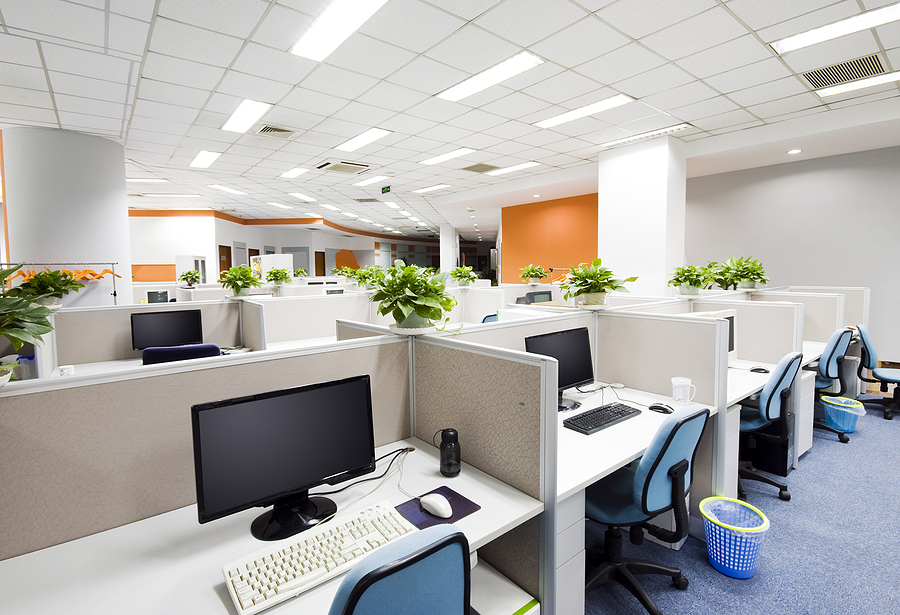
{"left": 178, "top": 269, "right": 201, "bottom": 287}
{"left": 220, "top": 265, "right": 263, "bottom": 297}
{"left": 0, "top": 357, "right": 19, "bottom": 387}
{"left": 0, "top": 265, "right": 54, "bottom": 352}
{"left": 293, "top": 268, "right": 308, "bottom": 278}
{"left": 450, "top": 265, "right": 477, "bottom": 286}
{"left": 355, "top": 265, "right": 385, "bottom": 290}
{"left": 710, "top": 257, "right": 769, "bottom": 290}
{"left": 266, "top": 267, "right": 292, "bottom": 285}
{"left": 668, "top": 264, "right": 710, "bottom": 295}
{"left": 560, "top": 258, "right": 637, "bottom": 305}
{"left": 520, "top": 264, "right": 548, "bottom": 283}
{"left": 370, "top": 259, "right": 456, "bottom": 331}
{"left": 7, "top": 268, "right": 84, "bottom": 306}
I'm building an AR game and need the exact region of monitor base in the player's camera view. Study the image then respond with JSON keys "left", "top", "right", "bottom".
{"left": 558, "top": 397, "right": 582, "bottom": 412}
{"left": 251, "top": 495, "right": 337, "bottom": 541}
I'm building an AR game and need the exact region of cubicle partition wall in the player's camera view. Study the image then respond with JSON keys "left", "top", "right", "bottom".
{"left": 256, "top": 294, "right": 371, "bottom": 348}
{"left": 239, "top": 300, "right": 265, "bottom": 351}
{"left": 459, "top": 287, "right": 506, "bottom": 323}
{"left": 750, "top": 291, "right": 844, "bottom": 343}
{"left": 335, "top": 319, "right": 391, "bottom": 341}
{"left": 692, "top": 299, "right": 803, "bottom": 363}
{"left": 789, "top": 286, "right": 869, "bottom": 328}
{"left": 453, "top": 312, "right": 593, "bottom": 354}
{"left": 613, "top": 299, "right": 691, "bottom": 314}
{"left": 0, "top": 337, "right": 411, "bottom": 561}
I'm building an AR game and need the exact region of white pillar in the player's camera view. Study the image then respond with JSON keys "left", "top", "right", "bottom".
{"left": 439, "top": 223, "right": 458, "bottom": 273}
{"left": 597, "top": 136, "right": 686, "bottom": 295}
{"left": 2, "top": 127, "right": 132, "bottom": 305}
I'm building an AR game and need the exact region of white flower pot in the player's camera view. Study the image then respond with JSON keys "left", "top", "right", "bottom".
{"left": 678, "top": 285, "right": 700, "bottom": 296}
{"left": 458, "top": 280, "right": 470, "bottom": 287}
{"left": 737, "top": 281, "right": 757, "bottom": 289}
{"left": 0, "top": 372, "right": 11, "bottom": 388}
{"left": 582, "top": 292, "right": 607, "bottom": 305}
{"left": 528, "top": 277, "right": 541, "bottom": 284}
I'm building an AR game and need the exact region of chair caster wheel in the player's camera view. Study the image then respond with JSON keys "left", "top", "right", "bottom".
{"left": 673, "top": 575, "right": 689, "bottom": 590}
{"left": 779, "top": 489, "right": 791, "bottom": 501}
{"left": 884, "top": 410, "right": 893, "bottom": 420}
{"left": 839, "top": 434, "right": 850, "bottom": 443}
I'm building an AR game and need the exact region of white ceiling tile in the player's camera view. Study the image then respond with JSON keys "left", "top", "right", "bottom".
{"left": 479, "top": 91, "right": 552, "bottom": 120}
{"left": 217, "top": 71, "right": 293, "bottom": 103}
{"left": 745, "top": 92, "right": 825, "bottom": 119}
{"left": 386, "top": 56, "right": 470, "bottom": 96}
{"left": 516, "top": 129, "right": 569, "bottom": 147}
{"left": 251, "top": 5, "right": 314, "bottom": 51}
{"left": 641, "top": 7, "right": 750, "bottom": 60}
{"left": 475, "top": 0, "right": 587, "bottom": 47}
{"left": 126, "top": 128, "right": 183, "bottom": 146}
{"left": 669, "top": 95, "right": 741, "bottom": 122}
{"left": 703, "top": 58, "right": 794, "bottom": 93}
{"left": 826, "top": 86, "right": 899, "bottom": 108}
{"left": 546, "top": 116, "right": 610, "bottom": 138}
{"left": 324, "top": 34, "right": 418, "bottom": 80}
{"left": 424, "top": 25, "right": 521, "bottom": 74}
{"left": 391, "top": 134, "right": 448, "bottom": 153}
{"left": 232, "top": 42, "right": 316, "bottom": 85}
{"left": 108, "top": 13, "right": 151, "bottom": 56}
{"left": 379, "top": 113, "right": 439, "bottom": 136}
{"left": 542, "top": 135, "right": 591, "bottom": 154}
{"left": 261, "top": 106, "right": 325, "bottom": 132}
{"left": 128, "top": 114, "right": 191, "bottom": 135}
{"left": 292, "top": 130, "right": 346, "bottom": 149}
{"left": 451, "top": 131, "right": 506, "bottom": 150}
{"left": 0, "top": 102, "right": 58, "bottom": 123}
{"left": 2, "top": 0, "right": 105, "bottom": 46}
{"left": 360, "top": 0, "right": 466, "bottom": 54}
{"left": 676, "top": 35, "right": 776, "bottom": 80}
{"left": 138, "top": 78, "right": 210, "bottom": 108}
{"left": 574, "top": 43, "right": 667, "bottom": 85}
{"left": 531, "top": 16, "right": 629, "bottom": 69}
{"left": 141, "top": 52, "right": 225, "bottom": 90}
{"left": 499, "top": 61, "right": 566, "bottom": 92}
{"left": 182, "top": 126, "right": 239, "bottom": 145}
{"left": 149, "top": 18, "right": 244, "bottom": 68}
{"left": 0, "top": 34, "right": 42, "bottom": 67}
{"left": 157, "top": 0, "right": 268, "bottom": 38}
{"left": 886, "top": 46, "right": 900, "bottom": 65}
{"left": 705, "top": 120, "right": 764, "bottom": 136}
{"left": 484, "top": 139, "right": 534, "bottom": 156}
{"left": 759, "top": 106, "right": 828, "bottom": 124}
{"left": 356, "top": 81, "right": 430, "bottom": 113}
{"left": 615, "top": 64, "right": 695, "bottom": 98}
{"left": 445, "top": 108, "right": 507, "bottom": 132}
{"left": 331, "top": 101, "right": 398, "bottom": 126}
{"left": 124, "top": 140, "right": 176, "bottom": 156}
{"left": 133, "top": 98, "right": 200, "bottom": 123}
{"left": 590, "top": 100, "right": 660, "bottom": 125}
{"left": 728, "top": 76, "right": 811, "bottom": 107}
{"left": 778, "top": 31, "right": 881, "bottom": 74}
{"left": 110, "top": 0, "right": 156, "bottom": 22}
{"left": 299, "top": 64, "right": 380, "bottom": 100}
{"left": 597, "top": 0, "right": 716, "bottom": 39}
{"left": 877, "top": 21, "right": 900, "bottom": 49}
{"left": 58, "top": 110, "right": 123, "bottom": 132}
{"left": 0, "top": 62, "right": 49, "bottom": 90}
{"left": 523, "top": 71, "right": 604, "bottom": 104}
{"left": 755, "top": 1, "right": 860, "bottom": 42}
{"left": 0, "top": 84, "right": 53, "bottom": 108}
{"left": 687, "top": 108, "right": 759, "bottom": 131}
{"left": 278, "top": 140, "right": 330, "bottom": 157}
{"left": 421, "top": 0, "right": 502, "bottom": 21}
{"left": 41, "top": 44, "right": 132, "bottom": 82}
{"left": 280, "top": 86, "right": 349, "bottom": 116}
{"left": 416, "top": 123, "right": 474, "bottom": 143}
{"left": 727, "top": 0, "right": 850, "bottom": 31}
{"left": 641, "top": 80, "right": 719, "bottom": 111}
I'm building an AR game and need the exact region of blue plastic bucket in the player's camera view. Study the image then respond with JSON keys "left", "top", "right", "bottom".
{"left": 821, "top": 396, "right": 865, "bottom": 433}
{"left": 700, "top": 497, "right": 769, "bottom": 579}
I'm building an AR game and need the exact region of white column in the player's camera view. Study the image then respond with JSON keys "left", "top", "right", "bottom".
{"left": 439, "top": 223, "right": 458, "bottom": 273}
{"left": 597, "top": 136, "right": 686, "bottom": 295}
{"left": 2, "top": 127, "right": 132, "bottom": 305}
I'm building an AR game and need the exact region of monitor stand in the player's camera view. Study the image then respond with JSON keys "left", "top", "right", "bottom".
{"left": 558, "top": 392, "right": 581, "bottom": 412}
{"left": 251, "top": 492, "right": 337, "bottom": 541}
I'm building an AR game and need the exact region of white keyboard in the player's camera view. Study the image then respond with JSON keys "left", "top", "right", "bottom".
{"left": 222, "top": 501, "right": 418, "bottom": 615}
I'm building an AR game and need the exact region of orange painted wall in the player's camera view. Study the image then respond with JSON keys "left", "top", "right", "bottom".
{"left": 335, "top": 249, "right": 360, "bottom": 269}
{"left": 500, "top": 193, "right": 598, "bottom": 284}
{"left": 132, "top": 264, "right": 176, "bottom": 282}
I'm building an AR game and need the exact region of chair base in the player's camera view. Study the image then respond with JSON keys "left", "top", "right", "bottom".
{"left": 737, "top": 461, "right": 790, "bottom": 501}
{"left": 813, "top": 419, "right": 850, "bottom": 443}
{"left": 857, "top": 388, "right": 900, "bottom": 421}
{"left": 586, "top": 526, "right": 688, "bottom": 615}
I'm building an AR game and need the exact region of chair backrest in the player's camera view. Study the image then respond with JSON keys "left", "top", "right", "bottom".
{"left": 327, "top": 524, "right": 470, "bottom": 615}
{"left": 481, "top": 313, "right": 498, "bottom": 323}
{"left": 758, "top": 351, "right": 803, "bottom": 422}
{"left": 633, "top": 405, "right": 709, "bottom": 517}
{"left": 818, "top": 327, "right": 852, "bottom": 380}
{"left": 141, "top": 343, "right": 220, "bottom": 365}
{"left": 856, "top": 324, "right": 878, "bottom": 369}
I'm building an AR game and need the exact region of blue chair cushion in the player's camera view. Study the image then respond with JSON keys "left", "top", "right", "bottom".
{"left": 815, "top": 374, "right": 835, "bottom": 389}
{"left": 585, "top": 465, "right": 648, "bottom": 526}
{"left": 872, "top": 368, "right": 900, "bottom": 384}
{"left": 740, "top": 406, "right": 771, "bottom": 432}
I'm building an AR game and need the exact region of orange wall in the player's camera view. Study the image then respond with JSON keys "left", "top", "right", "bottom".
{"left": 335, "top": 249, "right": 360, "bottom": 269}
{"left": 132, "top": 264, "right": 176, "bottom": 282}
{"left": 500, "top": 193, "right": 598, "bottom": 284}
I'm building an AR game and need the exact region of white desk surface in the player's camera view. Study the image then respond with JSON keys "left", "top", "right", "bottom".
{"left": 726, "top": 342, "right": 827, "bottom": 408}
{"left": 0, "top": 438, "right": 542, "bottom": 615}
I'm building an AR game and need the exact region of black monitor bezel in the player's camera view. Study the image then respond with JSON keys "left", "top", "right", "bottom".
{"left": 524, "top": 327, "right": 595, "bottom": 392}
{"left": 130, "top": 308, "right": 203, "bottom": 350}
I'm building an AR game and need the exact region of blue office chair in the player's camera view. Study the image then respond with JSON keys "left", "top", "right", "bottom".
{"left": 855, "top": 324, "right": 900, "bottom": 420}
{"left": 738, "top": 351, "right": 803, "bottom": 502}
{"left": 141, "top": 343, "right": 220, "bottom": 365}
{"left": 585, "top": 405, "right": 709, "bottom": 615}
{"left": 805, "top": 327, "right": 853, "bottom": 443}
{"left": 327, "top": 524, "right": 470, "bottom": 615}
{"left": 481, "top": 313, "right": 498, "bottom": 323}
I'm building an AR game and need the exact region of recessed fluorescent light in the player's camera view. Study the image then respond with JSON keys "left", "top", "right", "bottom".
{"left": 321, "top": 204, "right": 340, "bottom": 211}
{"left": 280, "top": 167, "right": 309, "bottom": 179}
{"left": 398, "top": 210, "right": 411, "bottom": 216}
{"left": 412, "top": 184, "right": 451, "bottom": 194}
{"left": 384, "top": 227, "right": 394, "bottom": 231}
{"left": 336, "top": 128, "right": 391, "bottom": 152}
{"left": 599, "top": 123, "right": 692, "bottom": 148}
{"left": 392, "top": 230, "right": 402, "bottom": 234}
{"left": 190, "top": 150, "right": 221, "bottom": 168}
{"left": 770, "top": 3, "right": 900, "bottom": 54}
{"left": 222, "top": 99, "right": 271, "bottom": 133}
{"left": 290, "top": 0, "right": 390, "bottom": 62}
{"left": 410, "top": 217, "right": 421, "bottom": 222}
{"left": 373, "top": 223, "right": 384, "bottom": 227}
{"left": 534, "top": 94, "right": 634, "bottom": 129}
{"left": 152, "top": 194, "right": 203, "bottom": 198}
{"left": 342, "top": 212, "right": 359, "bottom": 218}
{"left": 533, "top": 194, "right": 540, "bottom": 198}
{"left": 485, "top": 161, "right": 541, "bottom": 176}
{"left": 209, "top": 184, "right": 246, "bottom": 195}
{"left": 383, "top": 202, "right": 400, "bottom": 209}
{"left": 437, "top": 51, "right": 543, "bottom": 102}
{"left": 359, "top": 218, "right": 373, "bottom": 223}
{"left": 267, "top": 202, "right": 293, "bottom": 209}
{"left": 353, "top": 175, "right": 389, "bottom": 187}
{"left": 304, "top": 212, "right": 318, "bottom": 217}
{"left": 419, "top": 148, "right": 475, "bottom": 165}
{"left": 787, "top": 149, "right": 802, "bottom": 155}
{"left": 126, "top": 178, "right": 168, "bottom": 183}
{"left": 290, "top": 192, "right": 317, "bottom": 202}
{"left": 815, "top": 70, "right": 900, "bottom": 97}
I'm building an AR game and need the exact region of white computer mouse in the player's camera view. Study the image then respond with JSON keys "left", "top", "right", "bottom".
{"left": 419, "top": 493, "right": 453, "bottom": 518}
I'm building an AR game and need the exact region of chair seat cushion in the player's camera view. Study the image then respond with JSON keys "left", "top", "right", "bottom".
{"left": 873, "top": 368, "right": 900, "bottom": 384}
{"left": 815, "top": 375, "right": 835, "bottom": 389}
{"left": 739, "top": 405, "right": 771, "bottom": 432}
{"left": 585, "top": 466, "right": 648, "bottom": 526}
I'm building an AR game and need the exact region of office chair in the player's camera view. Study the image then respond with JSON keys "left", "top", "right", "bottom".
{"left": 141, "top": 343, "right": 221, "bottom": 365}
{"left": 805, "top": 327, "right": 853, "bottom": 443}
{"left": 584, "top": 405, "right": 709, "bottom": 615}
{"left": 327, "top": 523, "right": 470, "bottom": 615}
{"left": 738, "top": 351, "right": 803, "bottom": 502}
{"left": 481, "top": 313, "right": 498, "bottom": 323}
{"left": 855, "top": 324, "right": 900, "bottom": 420}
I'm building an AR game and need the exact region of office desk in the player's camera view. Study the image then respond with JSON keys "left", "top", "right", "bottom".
{"left": 0, "top": 439, "right": 542, "bottom": 615}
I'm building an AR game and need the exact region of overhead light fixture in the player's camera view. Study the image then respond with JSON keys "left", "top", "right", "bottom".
{"left": 304, "top": 212, "right": 318, "bottom": 216}
{"left": 412, "top": 184, "right": 450, "bottom": 194}
{"left": 374, "top": 223, "right": 385, "bottom": 227}
{"left": 410, "top": 217, "right": 421, "bottom": 222}
{"left": 290, "top": 192, "right": 318, "bottom": 202}
{"left": 126, "top": 178, "right": 168, "bottom": 182}
{"left": 190, "top": 150, "right": 221, "bottom": 168}
{"left": 534, "top": 94, "right": 634, "bottom": 129}
{"left": 470, "top": 215, "right": 476, "bottom": 219}
{"left": 770, "top": 3, "right": 900, "bottom": 54}
{"left": 383, "top": 202, "right": 400, "bottom": 209}
{"left": 437, "top": 51, "right": 544, "bottom": 102}
{"left": 384, "top": 227, "right": 394, "bottom": 231}
{"left": 398, "top": 210, "right": 411, "bottom": 216}
{"left": 392, "top": 230, "right": 402, "bottom": 234}
{"left": 359, "top": 218, "right": 373, "bottom": 223}
{"left": 222, "top": 99, "right": 271, "bottom": 133}
{"left": 321, "top": 204, "right": 340, "bottom": 211}
{"left": 419, "top": 148, "right": 475, "bottom": 165}
{"left": 290, "top": 0, "right": 390, "bottom": 62}
{"left": 599, "top": 123, "right": 691, "bottom": 148}
{"left": 484, "top": 161, "right": 541, "bottom": 176}
{"left": 342, "top": 212, "right": 359, "bottom": 218}
{"left": 267, "top": 202, "right": 293, "bottom": 209}
{"left": 336, "top": 127, "right": 391, "bottom": 152}
{"left": 280, "top": 167, "right": 309, "bottom": 179}
{"left": 787, "top": 149, "right": 802, "bottom": 155}
{"left": 533, "top": 194, "right": 540, "bottom": 198}
{"left": 151, "top": 194, "right": 203, "bottom": 198}
{"left": 815, "top": 70, "right": 900, "bottom": 96}
{"left": 209, "top": 184, "right": 247, "bottom": 195}
{"left": 353, "top": 175, "right": 389, "bottom": 187}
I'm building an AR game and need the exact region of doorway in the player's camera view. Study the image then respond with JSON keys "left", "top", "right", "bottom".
{"left": 218, "top": 245, "right": 232, "bottom": 277}
{"left": 315, "top": 251, "right": 325, "bottom": 276}
{"left": 248, "top": 248, "right": 260, "bottom": 259}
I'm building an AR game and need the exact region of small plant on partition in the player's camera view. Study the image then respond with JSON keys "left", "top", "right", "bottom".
{"left": 520, "top": 264, "right": 548, "bottom": 283}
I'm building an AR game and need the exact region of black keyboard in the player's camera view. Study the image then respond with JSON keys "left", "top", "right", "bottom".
{"left": 563, "top": 403, "right": 641, "bottom": 435}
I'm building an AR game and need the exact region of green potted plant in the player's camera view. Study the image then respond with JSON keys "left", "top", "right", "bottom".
{"left": 667, "top": 264, "right": 709, "bottom": 296}
{"left": 713, "top": 257, "right": 769, "bottom": 290}
{"left": 560, "top": 258, "right": 637, "bottom": 306}
{"left": 450, "top": 266, "right": 477, "bottom": 286}
{"left": 219, "top": 265, "right": 263, "bottom": 298}
{"left": 7, "top": 269, "right": 85, "bottom": 307}
{"left": 177, "top": 269, "right": 201, "bottom": 288}
{"left": 265, "top": 267, "right": 292, "bottom": 286}
{"left": 520, "top": 264, "right": 548, "bottom": 284}
{"left": 293, "top": 268, "right": 308, "bottom": 278}
{"left": 0, "top": 357, "right": 20, "bottom": 387}
{"left": 0, "top": 265, "right": 54, "bottom": 356}
{"left": 355, "top": 265, "right": 385, "bottom": 290}
{"left": 370, "top": 260, "right": 457, "bottom": 333}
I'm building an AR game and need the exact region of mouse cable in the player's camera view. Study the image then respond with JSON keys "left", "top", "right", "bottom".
{"left": 312, "top": 447, "right": 414, "bottom": 497}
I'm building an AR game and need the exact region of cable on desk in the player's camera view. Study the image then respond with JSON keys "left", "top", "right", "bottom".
{"left": 312, "top": 447, "right": 414, "bottom": 497}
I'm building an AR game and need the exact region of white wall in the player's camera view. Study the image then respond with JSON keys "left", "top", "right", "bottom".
{"left": 130, "top": 216, "right": 217, "bottom": 270}
{"left": 686, "top": 145, "right": 900, "bottom": 358}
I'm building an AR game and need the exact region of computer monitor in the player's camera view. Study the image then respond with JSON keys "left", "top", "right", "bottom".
{"left": 146, "top": 290, "right": 168, "bottom": 303}
{"left": 191, "top": 375, "right": 376, "bottom": 541}
{"left": 525, "top": 327, "right": 594, "bottom": 411}
{"left": 130, "top": 309, "right": 203, "bottom": 350}
{"left": 691, "top": 309, "right": 737, "bottom": 364}
{"left": 325, "top": 288, "right": 344, "bottom": 295}
{"left": 526, "top": 291, "right": 552, "bottom": 304}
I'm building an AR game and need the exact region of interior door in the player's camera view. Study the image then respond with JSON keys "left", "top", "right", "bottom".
{"left": 315, "top": 251, "right": 325, "bottom": 276}
{"left": 218, "top": 245, "right": 232, "bottom": 277}
{"left": 248, "top": 248, "right": 260, "bottom": 259}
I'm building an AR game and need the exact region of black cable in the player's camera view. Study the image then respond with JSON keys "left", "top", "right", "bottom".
{"left": 311, "top": 447, "right": 414, "bottom": 496}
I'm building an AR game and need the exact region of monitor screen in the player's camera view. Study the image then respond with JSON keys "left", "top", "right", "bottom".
{"left": 191, "top": 375, "right": 376, "bottom": 541}
{"left": 528, "top": 291, "right": 552, "bottom": 303}
{"left": 525, "top": 327, "right": 594, "bottom": 410}
{"left": 131, "top": 309, "right": 202, "bottom": 350}
{"left": 146, "top": 290, "right": 168, "bottom": 303}
{"left": 325, "top": 288, "right": 344, "bottom": 295}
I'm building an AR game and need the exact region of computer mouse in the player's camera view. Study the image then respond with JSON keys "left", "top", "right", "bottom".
{"left": 648, "top": 403, "right": 674, "bottom": 414}
{"left": 419, "top": 493, "right": 453, "bottom": 519}
{"left": 750, "top": 366, "right": 770, "bottom": 374}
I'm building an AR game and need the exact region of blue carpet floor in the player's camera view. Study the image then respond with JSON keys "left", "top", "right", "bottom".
{"left": 584, "top": 404, "right": 900, "bottom": 615}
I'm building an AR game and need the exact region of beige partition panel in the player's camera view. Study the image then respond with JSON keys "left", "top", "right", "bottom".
{"left": 240, "top": 300, "right": 266, "bottom": 351}
{"left": 751, "top": 291, "right": 843, "bottom": 343}
{"left": 55, "top": 301, "right": 242, "bottom": 365}
{"left": 336, "top": 320, "right": 390, "bottom": 341}
{"left": 693, "top": 299, "right": 801, "bottom": 363}
{"left": 615, "top": 300, "right": 691, "bottom": 314}
{"left": 790, "top": 286, "right": 869, "bottom": 328}
{"left": 453, "top": 312, "right": 593, "bottom": 352}
{"left": 0, "top": 339, "right": 410, "bottom": 561}
{"left": 462, "top": 287, "right": 506, "bottom": 323}
{"left": 262, "top": 294, "right": 371, "bottom": 343}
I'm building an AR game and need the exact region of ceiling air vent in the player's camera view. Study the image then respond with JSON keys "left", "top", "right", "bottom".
{"left": 316, "top": 158, "right": 370, "bottom": 174}
{"left": 802, "top": 54, "right": 885, "bottom": 89}
{"left": 463, "top": 163, "right": 500, "bottom": 173}
{"left": 355, "top": 198, "right": 380, "bottom": 203}
{"left": 256, "top": 125, "right": 295, "bottom": 139}
{"left": 306, "top": 227, "right": 321, "bottom": 231}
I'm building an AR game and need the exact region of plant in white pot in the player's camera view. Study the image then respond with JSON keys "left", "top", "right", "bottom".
{"left": 370, "top": 260, "right": 457, "bottom": 334}
{"left": 450, "top": 266, "right": 477, "bottom": 287}
{"left": 519, "top": 264, "right": 548, "bottom": 284}
{"left": 560, "top": 258, "right": 637, "bottom": 306}
{"left": 219, "top": 265, "right": 263, "bottom": 298}
{"left": 355, "top": 265, "right": 385, "bottom": 290}
{"left": 667, "top": 264, "right": 710, "bottom": 296}
{"left": 177, "top": 269, "right": 201, "bottom": 288}
{"left": 293, "top": 268, "right": 308, "bottom": 278}
{"left": 265, "top": 267, "right": 292, "bottom": 286}
{"left": 712, "top": 257, "right": 769, "bottom": 290}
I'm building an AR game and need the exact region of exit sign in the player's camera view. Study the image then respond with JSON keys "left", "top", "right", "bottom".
{"left": 381, "top": 185, "right": 390, "bottom": 194}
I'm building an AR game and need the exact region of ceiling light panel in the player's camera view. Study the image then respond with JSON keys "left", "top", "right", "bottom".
{"left": 190, "top": 150, "right": 221, "bottom": 168}
{"left": 290, "top": 192, "right": 318, "bottom": 202}
{"left": 770, "top": 3, "right": 900, "bottom": 54}
{"left": 485, "top": 161, "right": 541, "bottom": 176}
{"left": 280, "top": 167, "right": 309, "bottom": 178}
{"left": 321, "top": 204, "right": 340, "bottom": 210}
{"left": 815, "top": 70, "right": 900, "bottom": 96}
{"left": 419, "top": 147, "right": 476, "bottom": 165}
{"left": 209, "top": 184, "right": 247, "bottom": 195}
{"left": 336, "top": 127, "right": 391, "bottom": 152}
{"left": 413, "top": 184, "right": 451, "bottom": 193}
{"left": 291, "top": 0, "right": 391, "bottom": 62}
{"left": 599, "top": 123, "right": 691, "bottom": 148}
{"left": 437, "top": 52, "right": 544, "bottom": 102}
{"left": 353, "top": 175, "right": 389, "bottom": 186}
{"left": 222, "top": 99, "right": 272, "bottom": 133}
{"left": 267, "top": 202, "right": 293, "bottom": 209}
{"left": 534, "top": 94, "right": 634, "bottom": 128}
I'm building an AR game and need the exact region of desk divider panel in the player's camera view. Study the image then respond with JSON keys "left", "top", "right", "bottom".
{"left": 239, "top": 300, "right": 266, "bottom": 351}
{"left": 692, "top": 299, "right": 802, "bottom": 363}
{"left": 335, "top": 319, "right": 390, "bottom": 341}
{"left": 461, "top": 287, "right": 506, "bottom": 323}
{"left": 261, "top": 294, "right": 371, "bottom": 344}
{"left": 789, "top": 286, "right": 869, "bottom": 328}
{"left": 452, "top": 312, "right": 594, "bottom": 353}
{"left": 751, "top": 291, "right": 844, "bottom": 343}
{"left": 0, "top": 338, "right": 410, "bottom": 561}
{"left": 614, "top": 299, "right": 691, "bottom": 314}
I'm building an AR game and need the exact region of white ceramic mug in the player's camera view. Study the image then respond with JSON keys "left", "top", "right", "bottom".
{"left": 671, "top": 377, "right": 696, "bottom": 402}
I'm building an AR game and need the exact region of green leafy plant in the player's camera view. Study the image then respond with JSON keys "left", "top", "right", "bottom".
{"left": 265, "top": 268, "right": 292, "bottom": 285}
{"left": 330, "top": 267, "right": 342, "bottom": 275}
{"left": 370, "top": 260, "right": 457, "bottom": 327}
{"left": 519, "top": 264, "right": 548, "bottom": 282}
{"left": 560, "top": 258, "right": 637, "bottom": 300}
{"left": 667, "top": 264, "right": 710, "bottom": 289}
{"left": 333, "top": 266, "right": 358, "bottom": 279}
{"left": 294, "top": 268, "right": 308, "bottom": 277}
{"left": 219, "top": 265, "right": 263, "bottom": 296}
{"left": 710, "top": 257, "right": 769, "bottom": 290}
{"left": 178, "top": 269, "right": 201, "bottom": 286}
{"left": 450, "top": 266, "right": 477, "bottom": 284}
{"left": 7, "top": 269, "right": 84, "bottom": 300}
{"left": 0, "top": 265, "right": 54, "bottom": 351}
{"left": 355, "top": 265, "right": 385, "bottom": 288}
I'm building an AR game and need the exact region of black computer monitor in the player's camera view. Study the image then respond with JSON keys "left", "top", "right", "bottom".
{"left": 146, "top": 290, "right": 168, "bottom": 303}
{"left": 525, "top": 327, "right": 594, "bottom": 411}
{"left": 130, "top": 309, "right": 203, "bottom": 350}
{"left": 526, "top": 291, "right": 552, "bottom": 304}
{"left": 191, "top": 375, "right": 376, "bottom": 541}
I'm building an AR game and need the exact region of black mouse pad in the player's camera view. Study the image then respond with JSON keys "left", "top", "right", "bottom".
{"left": 395, "top": 485, "right": 481, "bottom": 529}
